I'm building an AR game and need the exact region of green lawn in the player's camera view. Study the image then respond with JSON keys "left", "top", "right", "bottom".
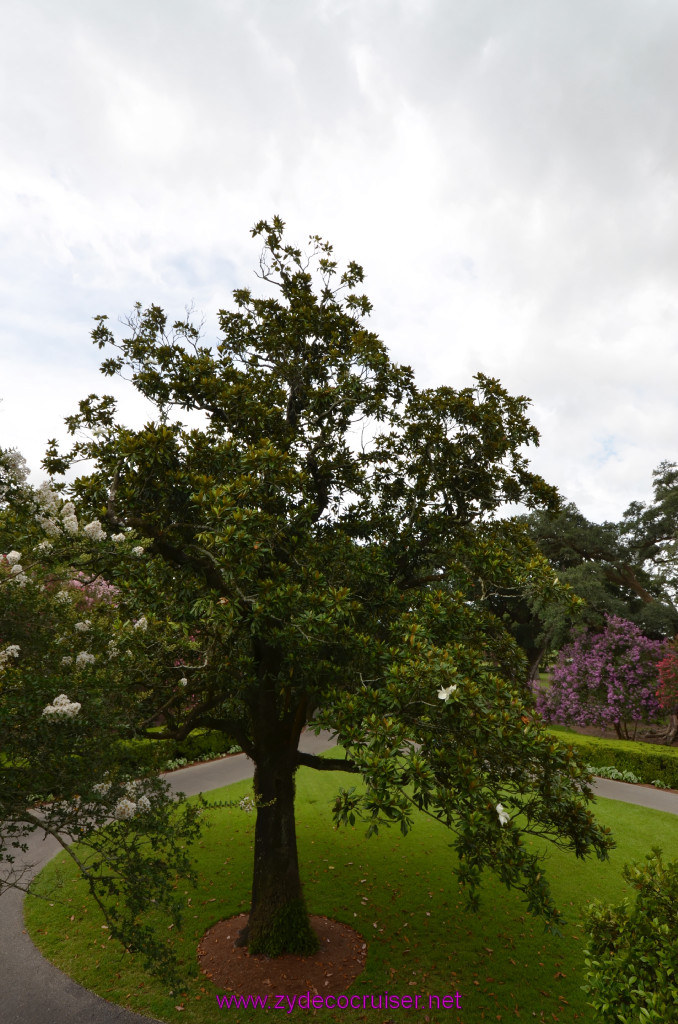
{"left": 24, "top": 755, "right": 678, "bottom": 1024}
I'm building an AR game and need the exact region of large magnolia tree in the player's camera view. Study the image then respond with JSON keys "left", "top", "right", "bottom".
{"left": 40, "top": 218, "right": 614, "bottom": 956}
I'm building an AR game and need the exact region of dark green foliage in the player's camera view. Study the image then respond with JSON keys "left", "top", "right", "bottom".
{"left": 582, "top": 848, "right": 678, "bottom": 1022}
{"left": 516, "top": 463, "right": 678, "bottom": 661}
{"left": 114, "top": 730, "right": 240, "bottom": 773}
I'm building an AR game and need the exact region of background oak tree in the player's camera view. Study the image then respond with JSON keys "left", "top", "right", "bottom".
{"left": 499, "top": 467, "right": 678, "bottom": 682}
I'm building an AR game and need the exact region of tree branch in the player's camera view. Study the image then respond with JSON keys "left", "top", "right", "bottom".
{"left": 296, "top": 752, "right": 360, "bottom": 773}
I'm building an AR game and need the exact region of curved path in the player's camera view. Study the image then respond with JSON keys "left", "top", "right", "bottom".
{"left": 3, "top": 734, "right": 678, "bottom": 1024}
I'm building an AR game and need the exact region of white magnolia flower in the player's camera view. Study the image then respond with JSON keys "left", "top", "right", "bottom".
{"left": 92, "top": 781, "right": 111, "bottom": 796}
{"left": 62, "top": 515, "right": 79, "bottom": 535}
{"left": 114, "top": 797, "right": 137, "bottom": 820}
{"left": 42, "top": 693, "right": 81, "bottom": 718}
{"left": 74, "top": 620, "right": 91, "bottom": 632}
{"left": 9, "top": 571, "right": 28, "bottom": 587}
{"left": 83, "top": 520, "right": 105, "bottom": 541}
{"left": 61, "top": 655, "right": 73, "bottom": 665}
{"left": 437, "top": 683, "right": 458, "bottom": 701}
{"left": 75, "top": 651, "right": 95, "bottom": 667}
{"left": 10, "top": 563, "right": 24, "bottom": 575}
{"left": 111, "top": 533, "right": 126, "bottom": 543}
{"left": 55, "top": 590, "right": 72, "bottom": 604}
{"left": 36, "top": 540, "right": 53, "bottom": 553}
{"left": 131, "top": 546, "right": 144, "bottom": 556}
{"left": 6, "top": 550, "right": 22, "bottom": 565}
{"left": 239, "top": 796, "right": 255, "bottom": 813}
{"left": 133, "top": 616, "right": 148, "bottom": 631}
{"left": 496, "top": 803, "right": 510, "bottom": 827}
{"left": 136, "top": 795, "right": 152, "bottom": 813}
{"left": 60, "top": 502, "right": 76, "bottom": 517}
{"left": 179, "top": 677, "right": 188, "bottom": 687}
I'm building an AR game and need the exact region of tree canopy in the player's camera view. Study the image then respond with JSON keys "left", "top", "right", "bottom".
{"left": 8, "top": 216, "right": 615, "bottom": 958}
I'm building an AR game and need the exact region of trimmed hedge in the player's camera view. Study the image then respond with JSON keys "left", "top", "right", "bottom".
{"left": 113, "top": 729, "right": 241, "bottom": 773}
{"left": 548, "top": 726, "right": 678, "bottom": 790}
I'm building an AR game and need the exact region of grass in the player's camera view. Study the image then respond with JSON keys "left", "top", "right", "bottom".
{"left": 24, "top": 753, "right": 678, "bottom": 1024}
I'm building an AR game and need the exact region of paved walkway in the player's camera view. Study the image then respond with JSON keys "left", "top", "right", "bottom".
{"left": 3, "top": 735, "right": 678, "bottom": 1024}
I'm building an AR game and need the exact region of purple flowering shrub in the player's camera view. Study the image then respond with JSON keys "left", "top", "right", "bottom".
{"left": 537, "top": 615, "right": 668, "bottom": 739}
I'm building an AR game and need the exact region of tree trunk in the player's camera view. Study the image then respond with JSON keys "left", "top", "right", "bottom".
{"left": 666, "top": 712, "right": 678, "bottom": 746}
{"left": 238, "top": 751, "right": 319, "bottom": 956}
{"left": 234, "top": 644, "right": 318, "bottom": 957}
{"left": 231, "top": 632, "right": 319, "bottom": 956}
{"left": 237, "top": 749, "right": 319, "bottom": 954}
{"left": 527, "top": 643, "right": 548, "bottom": 693}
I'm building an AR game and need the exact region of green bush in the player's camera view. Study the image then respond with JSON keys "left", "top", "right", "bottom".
{"left": 113, "top": 730, "right": 241, "bottom": 773}
{"left": 547, "top": 727, "right": 678, "bottom": 789}
{"left": 582, "top": 848, "right": 678, "bottom": 1022}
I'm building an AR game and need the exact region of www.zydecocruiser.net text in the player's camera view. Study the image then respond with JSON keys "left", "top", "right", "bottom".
{"left": 216, "top": 991, "right": 463, "bottom": 1012}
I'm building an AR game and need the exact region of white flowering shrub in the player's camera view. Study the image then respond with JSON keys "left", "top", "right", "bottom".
{"left": 42, "top": 693, "right": 81, "bottom": 718}
{"left": 62, "top": 514, "right": 79, "bottom": 535}
{"left": 0, "top": 644, "right": 21, "bottom": 670}
{"left": 83, "top": 519, "right": 106, "bottom": 541}
{"left": 114, "top": 796, "right": 137, "bottom": 819}
{"left": 0, "top": 448, "right": 29, "bottom": 500}
{"left": 0, "top": 449, "right": 206, "bottom": 984}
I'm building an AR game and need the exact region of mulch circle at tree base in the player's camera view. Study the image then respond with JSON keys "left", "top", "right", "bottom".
{"left": 198, "top": 914, "right": 367, "bottom": 997}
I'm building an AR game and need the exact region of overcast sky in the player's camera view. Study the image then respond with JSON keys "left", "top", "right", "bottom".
{"left": 2, "top": 0, "right": 677, "bottom": 524}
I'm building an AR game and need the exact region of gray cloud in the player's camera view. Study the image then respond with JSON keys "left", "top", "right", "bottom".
{"left": 2, "top": 0, "right": 678, "bottom": 523}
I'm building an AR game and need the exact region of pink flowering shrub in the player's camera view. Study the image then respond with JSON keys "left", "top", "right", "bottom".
{"left": 537, "top": 615, "right": 668, "bottom": 739}
{"left": 67, "top": 571, "right": 119, "bottom": 608}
